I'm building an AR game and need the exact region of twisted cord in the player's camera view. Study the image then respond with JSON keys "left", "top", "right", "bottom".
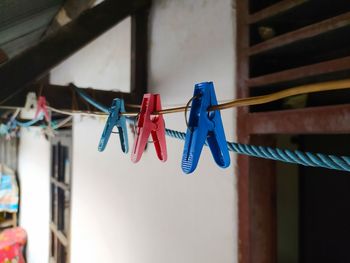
{"left": 74, "top": 87, "right": 350, "bottom": 173}
{"left": 14, "top": 114, "right": 44, "bottom": 127}
{"left": 72, "top": 85, "right": 109, "bottom": 113}
{"left": 165, "top": 128, "right": 350, "bottom": 172}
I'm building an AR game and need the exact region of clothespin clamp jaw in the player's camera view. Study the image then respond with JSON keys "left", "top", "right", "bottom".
{"left": 35, "top": 96, "right": 50, "bottom": 123}
{"left": 98, "top": 98, "right": 128, "bottom": 153}
{"left": 181, "top": 82, "right": 230, "bottom": 174}
{"left": 35, "top": 96, "right": 56, "bottom": 139}
{"left": 131, "top": 94, "right": 167, "bottom": 163}
{"left": 21, "top": 92, "right": 37, "bottom": 119}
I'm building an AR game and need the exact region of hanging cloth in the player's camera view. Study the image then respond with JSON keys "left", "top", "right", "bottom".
{"left": 0, "top": 164, "right": 19, "bottom": 213}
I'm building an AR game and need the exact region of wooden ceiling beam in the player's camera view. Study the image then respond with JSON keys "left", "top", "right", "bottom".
{"left": 1, "top": 83, "right": 137, "bottom": 112}
{"left": 0, "top": 0, "right": 150, "bottom": 107}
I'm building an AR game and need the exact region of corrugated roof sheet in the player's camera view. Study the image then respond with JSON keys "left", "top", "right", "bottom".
{"left": 0, "top": 0, "right": 64, "bottom": 58}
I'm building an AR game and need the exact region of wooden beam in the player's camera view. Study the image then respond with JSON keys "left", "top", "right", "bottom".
{"left": 50, "top": 223, "right": 68, "bottom": 247}
{"left": 248, "top": 0, "right": 307, "bottom": 24}
{"left": 0, "top": 49, "right": 8, "bottom": 65}
{"left": 1, "top": 84, "right": 137, "bottom": 112}
{"left": 247, "top": 104, "right": 350, "bottom": 134}
{"left": 236, "top": 1, "right": 252, "bottom": 262}
{"left": 51, "top": 178, "right": 70, "bottom": 191}
{"left": 247, "top": 56, "right": 350, "bottom": 87}
{"left": 130, "top": 8, "right": 149, "bottom": 103}
{"left": 0, "top": 0, "right": 150, "bottom": 106}
{"left": 62, "top": 0, "right": 96, "bottom": 20}
{"left": 249, "top": 11, "right": 350, "bottom": 55}
{"left": 249, "top": 135, "right": 277, "bottom": 263}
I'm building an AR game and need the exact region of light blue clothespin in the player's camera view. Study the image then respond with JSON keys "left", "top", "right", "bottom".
{"left": 98, "top": 98, "right": 129, "bottom": 153}
{"left": 0, "top": 124, "right": 9, "bottom": 136}
{"left": 181, "top": 82, "right": 230, "bottom": 174}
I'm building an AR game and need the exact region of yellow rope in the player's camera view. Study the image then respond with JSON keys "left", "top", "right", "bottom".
{"left": 4, "top": 79, "right": 349, "bottom": 117}
{"left": 210, "top": 78, "right": 350, "bottom": 111}
{"left": 145, "top": 78, "right": 350, "bottom": 115}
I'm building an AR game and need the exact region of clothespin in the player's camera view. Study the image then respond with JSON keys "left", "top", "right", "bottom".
{"left": 181, "top": 82, "right": 230, "bottom": 174}
{"left": 98, "top": 98, "right": 129, "bottom": 153}
{"left": 0, "top": 124, "right": 8, "bottom": 136}
{"left": 42, "top": 125, "right": 56, "bottom": 139}
{"left": 24, "top": 92, "right": 37, "bottom": 111}
{"left": 35, "top": 96, "right": 50, "bottom": 123}
{"left": 35, "top": 96, "right": 55, "bottom": 139}
{"left": 20, "top": 92, "right": 37, "bottom": 119}
{"left": 131, "top": 94, "right": 167, "bottom": 163}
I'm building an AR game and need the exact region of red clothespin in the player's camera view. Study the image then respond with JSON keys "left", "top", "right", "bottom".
{"left": 131, "top": 94, "right": 167, "bottom": 163}
{"left": 35, "top": 96, "right": 50, "bottom": 122}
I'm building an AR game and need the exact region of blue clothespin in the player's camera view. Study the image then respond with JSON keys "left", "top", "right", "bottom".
{"left": 0, "top": 124, "right": 9, "bottom": 136}
{"left": 98, "top": 98, "right": 129, "bottom": 153}
{"left": 181, "top": 82, "right": 230, "bottom": 174}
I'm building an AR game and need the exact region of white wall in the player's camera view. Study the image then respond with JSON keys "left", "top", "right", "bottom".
{"left": 50, "top": 17, "right": 131, "bottom": 92}
{"left": 18, "top": 128, "right": 51, "bottom": 263}
{"left": 17, "top": 17, "right": 132, "bottom": 263}
{"left": 69, "top": 0, "right": 237, "bottom": 263}
{"left": 18, "top": 1, "right": 237, "bottom": 263}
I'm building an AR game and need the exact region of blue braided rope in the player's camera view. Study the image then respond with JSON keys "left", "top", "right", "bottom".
{"left": 73, "top": 86, "right": 109, "bottom": 113}
{"left": 14, "top": 113, "right": 44, "bottom": 128}
{"left": 165, "top": 128, "right": 350, "bottom": 172}
{"left": 74, "top": 87, "right": 350, "bottom": 172}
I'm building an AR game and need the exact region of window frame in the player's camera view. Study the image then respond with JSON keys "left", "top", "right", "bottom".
{"left": 49, "top": 130, "right": 72, "bottom": 263}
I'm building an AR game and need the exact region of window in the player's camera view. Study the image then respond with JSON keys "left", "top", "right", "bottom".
{"left": 236, "top": 1, "right": 350, "bottom": 262}
{"left": 50, "top": 131, "right": 72, "bottom": 263}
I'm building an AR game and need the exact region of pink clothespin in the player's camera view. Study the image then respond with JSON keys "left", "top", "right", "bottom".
{"left": 131, "top": 94, "right": 167, "bottom": 163}
{"left": 35, "top": 96, "right": 50, "bottom": 122}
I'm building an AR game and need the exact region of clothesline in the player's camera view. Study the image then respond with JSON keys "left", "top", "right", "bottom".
{"left": 1, "top": 79, "right": 350, "bottom": 173}
{"left": 69, "top": 78, "right": 350, "bottom": 116}
{"left": 73, "top": 83, "right": 350, "bottom": 173}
